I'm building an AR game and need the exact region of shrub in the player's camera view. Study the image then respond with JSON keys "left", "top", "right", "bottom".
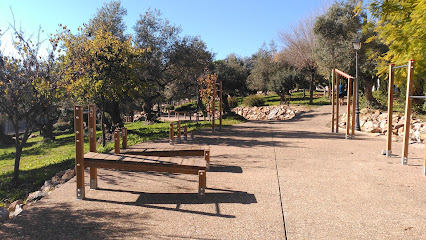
{"left": 243, "top": 95, "right": 265, "bottom": 107}
{"left": 164, "top": 105, "right": 174, "bottom": 111}
{"left": 228, "top": 96, "right": 238, "bottom": 108}
{"left": 175, "top": 102, "right": 196, "bottom": 112}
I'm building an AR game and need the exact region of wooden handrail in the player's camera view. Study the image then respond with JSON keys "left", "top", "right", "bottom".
{"left": 335, "top": 69, "right": 354, "bottom": 79}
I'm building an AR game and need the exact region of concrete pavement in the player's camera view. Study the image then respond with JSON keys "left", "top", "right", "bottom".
{"left": 1, "top": 105, "right": 425, "bottom": 239}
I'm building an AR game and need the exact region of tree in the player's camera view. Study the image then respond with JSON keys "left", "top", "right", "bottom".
{"left": 0, "top": 26, "right": 62, "bottom": 182}
{"left": 279, "top": 15, "right": 317, "bottom": 104}
{"left": 164, "top": 36, "right": 213, "bottom": 101}
{"left": 370, "top": 0, "right": 426, "bottom": 103}
{"left": 213, "top": 54, "right": 249, "bottom": 113}
{"left": 133, "top": 9, "right": 182, "bottom": 122}
{"left": 59, "top": 26, "right": 143, "bottom": 145}
{"left": 267, "top": 61, "right": 299, "bottom": 104}
{"left": 247, "top": 44, "right": 274, "bottom": 94}
{"left": 87, "top": 0, "right": 127, "bottom": 40}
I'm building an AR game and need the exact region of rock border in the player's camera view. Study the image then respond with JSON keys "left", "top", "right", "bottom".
{"left": 1, "top": 168, "right": 75, "bottom": 222}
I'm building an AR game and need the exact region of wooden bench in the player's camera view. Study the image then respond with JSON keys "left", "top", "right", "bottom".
{"left": 74, "top": 105, "right": 208, "bottom": 200}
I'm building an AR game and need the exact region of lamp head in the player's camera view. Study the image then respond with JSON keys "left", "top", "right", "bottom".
{"left": 352, "top": 38, "right": 361, "bottom": 50}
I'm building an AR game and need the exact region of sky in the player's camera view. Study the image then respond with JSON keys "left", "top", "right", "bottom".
{"left": 0, "top": 0, "right": 329, "bottom": 60}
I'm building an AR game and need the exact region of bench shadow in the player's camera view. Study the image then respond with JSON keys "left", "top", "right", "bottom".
{"left": 85, "top": 187, "right": 257, "bottom": 218}
{"left": 209, "top": 164, "right": 243, "bottom": 173}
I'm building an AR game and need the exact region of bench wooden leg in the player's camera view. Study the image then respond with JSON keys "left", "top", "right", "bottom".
{"left": 198, "top": 170, "right": 206, "bottom": 198}
{"left": 204, "top": 150, "right": 210, "bottom": 170}
{"left": 90, "top": 167, "right": 98, "bottom": 189}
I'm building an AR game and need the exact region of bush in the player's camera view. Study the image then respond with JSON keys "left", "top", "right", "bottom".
{"left": 243, "top": 95, "right": 265, "bottom": 107}
{"left": 164, "top": 105, "right": 174, "bottom": 111}
{"left": 175, "top": 102, "right": 196, "bottom": 112}
{"left": 228, "top": 96, "right": 238, "bottom": 108}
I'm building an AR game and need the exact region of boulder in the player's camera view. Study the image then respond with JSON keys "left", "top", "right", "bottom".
{"left": 7, "top": 199, "right": 24, "bottom": 212}
{"left": 12, "top": 204, "right": 23, "bottom": 218}
{"left": 27, "top": 191, "right": 47, "bottom": 202}
{"left": 41, "top": 180, "right": 55, "bottom": 192}
{"left": 61, "top": 169, "right": 75, "bottom": 182}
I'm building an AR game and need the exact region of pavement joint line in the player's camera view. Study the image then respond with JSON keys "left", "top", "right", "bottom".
{"left": 271, "top": 128, "right": 288, "bottom": 240}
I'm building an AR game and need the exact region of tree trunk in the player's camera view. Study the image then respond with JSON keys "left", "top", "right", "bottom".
{"left": 13, "top": 144, "right": 22, "bottom": 182}
{"left": 101, "top": 96, "right": 106, "bottom": 147}
{"left": 309, "top": 70, "right": 315, "bottom": 104}
{"left": 363, "top": 79, "right": 379, "bottom": 107}
{"left": 279, "top": 93, "right": 285, "bottom": 105}
{"left": 108, "top": 100, "right": 122, "bottom": 127}
{"left": 223, "top": 94, "right": 231, "bottom": 114}
{"left": 302, "top": 89, "right": 306, "bottom": 99}
{"left": 41, "top": 119, "right": 55, "bottom": 142}
{"left": 143, "top": 99, "right": 154, "bottom": 122}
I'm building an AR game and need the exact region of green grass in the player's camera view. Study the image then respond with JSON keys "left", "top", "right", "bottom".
{"left": 0, "top": 117, "right": 244, "bottom": 207}
{"left": 237, "top": 91, "right": 330, "bottom": 107}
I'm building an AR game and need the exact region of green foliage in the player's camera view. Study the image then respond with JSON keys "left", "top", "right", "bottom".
{"left": 228, "top": 96, "right": 238, "bottom": 108}
{"left": 174, "top": 102, "right": 197, "bottom": 112}
{"left": 243, "top": 95, "right": 265, "bottom": 107}
{"left": 370, "top": 0, "right": 426, "bottom": 86}
{"left": 164, "top": 105, "right": 175, "bottom": 110}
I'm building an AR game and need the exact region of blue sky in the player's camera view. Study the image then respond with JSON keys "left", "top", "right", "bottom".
{"left": 0, "top": 0, "right": 329, "bottom": 60}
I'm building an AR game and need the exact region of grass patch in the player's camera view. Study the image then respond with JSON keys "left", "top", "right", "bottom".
{"left": 236, "top": 91, "right": 329, "bottom": 107}
{"left": 0, "top": 117, "right": 244, "bottom": 207}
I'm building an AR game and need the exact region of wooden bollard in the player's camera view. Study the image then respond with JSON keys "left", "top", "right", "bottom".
{"left": 169, "top": 122, "right": 174, "bottom": 145}
{"left": 122, "top": 127, "right": 127, "bottom": 149}
{"left": 75, "top": 106, "right": 85, "bottom": 199}
{"left": 176, "top": 121, "right": 181, "bottom": 143}
{"left": 114, "top": 129, "right": 120, "bottom": 154}
{"left": 191, "top": 130, "right": 195, "bottom": 140}
{"left": 184, "top": 126, "right": 188, "bottom": 141}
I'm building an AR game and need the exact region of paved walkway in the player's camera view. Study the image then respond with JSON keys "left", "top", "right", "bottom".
{"left": 1, "top": 105, "right": 425, "bottom": 239}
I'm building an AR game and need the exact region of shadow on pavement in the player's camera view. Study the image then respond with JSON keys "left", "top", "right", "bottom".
{"left": 0, "top": 202, "right": 149, "bottom": 239}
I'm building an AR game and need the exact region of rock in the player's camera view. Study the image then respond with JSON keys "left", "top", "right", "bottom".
{"left": 0, "top": 207, "right": 9, "bottom": 222}
{"left": 12, "top": 204, "right": 23, "bottom": 218}
{"left": 27, "top": 191, "right": 47, "bottom": 202}
{"left": 61, "top": 169, "right": 75, "bottom": 182}
{"left": 41, "top": 180, "right": 55, "bottom": 192}
{"left": 55, "top": 170, "right": 67, "bottom": 178}
{"left": 51, "top": 175, "right": 62, "bottom": 185}
{"left": 7, "top": 199, "right": 24, "bottom": 212}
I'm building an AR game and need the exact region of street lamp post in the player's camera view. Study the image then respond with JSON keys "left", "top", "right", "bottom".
{"left": 352, "top": 38, "right": 362, "bottom": 131}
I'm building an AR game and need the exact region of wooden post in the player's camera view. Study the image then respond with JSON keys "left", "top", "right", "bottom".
{"left": 386, "top": 64, "right": 395, "bottom": 157}
{"left": 351, "top": 78, "right": 356, "bottom": 137}
{"left": 204, "top": 149, "right": 210, "bottom": 170}
{"left": 212, "top": 79, "right": 216, "bottom": 132}
{"left": 88, "top": 104, "right": 97, "bottom": 189}
{"left": 169, "top": 122, "right": 174, "bottom": 145}
{"left": 346, "top": 78, "right": 352, "bottom": 139}
{"left": 198, "top": 170, "right": 206, "bottom": 198}
{"left": 184, "top": 126, "right": 188, "bottom": 141}
{"left": 122, "top": 127, "right": 127, "bottom": 149}
{"left": 401, "top": 60, "right": 415, "bottom": 165}
{"left": 191, "top": 130, "right": 195, "bottom": 140}
{"left": 220, "top": 80, "right": 223, "bottom": 131}
{"left": 168, "top": 110, "right": 170, "bottom": 118}
{"left": 176, "top": 121, "right": 181, "bottom": 144}
{"left": 331, "top": 69, "right": 335, "bottom": 132}
{"left": 423, "top": 139, "right": 426, "bottom": 176}
{"left": 336, "top": 75, "right": 340, "bottom": 133}
{"left": 423, "top": 140, "right": 426, "bottom": 176}
{"left": 114, "top": 129, "right": 120, "bottom": 154}
{"left": 74, "top": 105, "right": 85, "bottom": 199}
